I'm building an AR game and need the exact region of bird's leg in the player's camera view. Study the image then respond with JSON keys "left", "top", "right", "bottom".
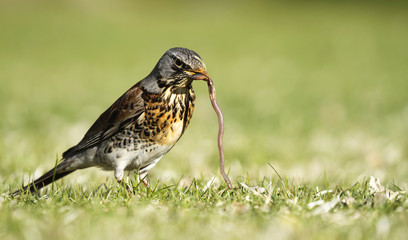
{"left": 116, "top": 178, "right": 133, "bottom": 193}
{"left": 139, "top": 173, "right": 153, "bottom": 192}
{"left": 115, "top": 169, "right": 132, "bottom": 193}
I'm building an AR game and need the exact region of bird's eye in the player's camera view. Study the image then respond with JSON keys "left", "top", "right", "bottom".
{"left": 174, "top": 58, "right": 184, "bottom": 68}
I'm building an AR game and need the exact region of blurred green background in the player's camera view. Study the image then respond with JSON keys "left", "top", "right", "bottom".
{"left": 1, "top": 0, "right": 408, "bottom": 188}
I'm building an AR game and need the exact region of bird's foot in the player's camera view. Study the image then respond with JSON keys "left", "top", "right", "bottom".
{"left": 117, "top": 179, "right": 133, "bottom": 194}
{"left": 139, "top": 175, "right": 154, "bottom": 192}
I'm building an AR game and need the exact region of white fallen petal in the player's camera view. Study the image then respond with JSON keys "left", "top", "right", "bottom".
{"left": 202, "top": 176, "right": 216, "bottom": 192}
{"left": 256, "top": 187, "right": 266, "bottom": 194}
{"left": 369, "top": 176, "right": 385, "bottom": 194}
{"left": 310, "top": 196, "right": 340, "bottom": 215}
{"left": 239, "top": 182, "right": 263, "bottom": 196}
{"left": 316, "top": 189, "right": 333, "bottom": 197}
{"left": 307, "top": 200, "right": 325, "bottom": 209}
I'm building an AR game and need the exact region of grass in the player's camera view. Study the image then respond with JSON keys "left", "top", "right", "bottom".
{"left": 1, "top": 0, "right": 408, "bottom": 239}
{"left": 2, "top": 176, "right": 407, "bottom": 239}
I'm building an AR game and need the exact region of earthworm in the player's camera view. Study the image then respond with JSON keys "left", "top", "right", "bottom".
{"left": 207, "top": 78, "right": 232, "bottom": 189}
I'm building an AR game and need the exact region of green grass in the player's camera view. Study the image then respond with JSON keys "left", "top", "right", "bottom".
{"left": 1, "top": 0, "right": 408, "bottom": 239}
{"left": 2, "top": 176, "right": 407, "bottom": 239}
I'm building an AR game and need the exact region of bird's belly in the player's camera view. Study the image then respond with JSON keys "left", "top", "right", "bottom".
{"left": 94, "top": 141, "right": 172, "bottom": 172}
{"left": 127, "top": 143, "right": 172, "bottom": 170}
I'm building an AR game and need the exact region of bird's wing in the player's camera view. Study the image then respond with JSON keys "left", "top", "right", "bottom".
{"left": 63, "top": 83, "right": 145, "bottom": 159}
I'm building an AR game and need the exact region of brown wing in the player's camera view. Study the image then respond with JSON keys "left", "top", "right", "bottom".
{"left": 63, "top": 82, "right": 144, "bottom": 159}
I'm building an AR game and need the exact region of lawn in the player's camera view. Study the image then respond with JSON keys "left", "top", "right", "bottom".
{"left": 1, "top": 1, "right": 408, "bottom": 239}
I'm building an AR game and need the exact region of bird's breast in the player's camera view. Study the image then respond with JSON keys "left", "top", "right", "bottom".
{"left": 142, "top": 87, "right": 195, "bottom": 147}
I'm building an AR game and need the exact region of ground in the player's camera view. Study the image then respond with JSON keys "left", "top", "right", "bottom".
{"left": 1, "top": 1, "right": 407, "bottom": 239}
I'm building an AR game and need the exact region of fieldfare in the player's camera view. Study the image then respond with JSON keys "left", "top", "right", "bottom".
{"left": 14, "top": 47, "right": 214, "bottom": 194}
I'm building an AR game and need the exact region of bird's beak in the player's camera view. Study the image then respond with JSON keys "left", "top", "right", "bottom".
{"left": 190, "top": 67, "right": 210, "bottom": 81}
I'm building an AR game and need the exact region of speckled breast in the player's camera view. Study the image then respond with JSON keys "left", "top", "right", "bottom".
{"left": 142, "top": 86, "right": 196, "bottom": 148}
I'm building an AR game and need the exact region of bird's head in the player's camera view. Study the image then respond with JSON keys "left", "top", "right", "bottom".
{"left": 143, "top": 48, "right": 210, "bottom": 92}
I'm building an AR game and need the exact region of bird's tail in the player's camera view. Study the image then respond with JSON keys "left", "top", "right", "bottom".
{"left": 12, "top": 161, "right": 75, "bottom": 196}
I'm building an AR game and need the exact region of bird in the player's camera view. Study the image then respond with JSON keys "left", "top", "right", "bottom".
{"left": 13, "top": 47, "right": 211, "bottom": 195}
